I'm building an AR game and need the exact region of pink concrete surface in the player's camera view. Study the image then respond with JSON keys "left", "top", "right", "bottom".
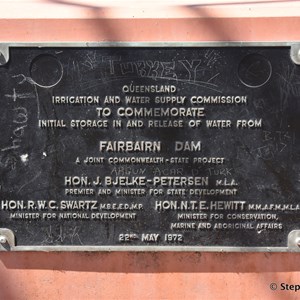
{"left": 0, "top": 0, "right": 300, "bottom": 42}
{"left": 1, "top": 1, "right": 300, "bottom": 300}
{"left": 0, "top": 17, "right": 300, "bottom": 42}
{"left": 0, "top": 252, "right": 300, "bottom": 300}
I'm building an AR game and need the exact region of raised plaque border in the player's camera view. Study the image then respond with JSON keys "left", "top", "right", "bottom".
{"left": 0, "top": 42, "right": 300, "bottom": 252}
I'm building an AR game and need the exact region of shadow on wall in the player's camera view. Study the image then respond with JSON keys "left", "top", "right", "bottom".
{"left": 44, "top": 0, "right": 122, "bottom": 41}
{"left": 39, "top": 0, "right": 300, "bottom": 42}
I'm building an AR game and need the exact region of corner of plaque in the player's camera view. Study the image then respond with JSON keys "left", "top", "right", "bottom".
{"left": 290, "top": 44, "right": 300, "bottom": 65}
{"left": 0, "top": 44, "right": 9, "bottom": 66}
{"left": 0, "top": 228, "right": 15, "bottom": 251}
{"left": 287, "top": 230, "right": 300, "bottom": 251}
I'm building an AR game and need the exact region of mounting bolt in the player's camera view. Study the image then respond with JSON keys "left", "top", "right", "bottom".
{"left": 0, "top": 235, "right": 7, "bottom": 244}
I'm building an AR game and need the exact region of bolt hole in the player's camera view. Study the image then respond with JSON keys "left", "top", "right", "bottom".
{"left": 30, "top": 54, "right": 63, "bottom": 88}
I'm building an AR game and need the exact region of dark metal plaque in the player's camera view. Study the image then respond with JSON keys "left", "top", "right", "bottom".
{"left": 0, "top": 44, "right": 300, "bottom": 251}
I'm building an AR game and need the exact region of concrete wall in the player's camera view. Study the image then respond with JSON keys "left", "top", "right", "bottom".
{"left": 1, "top": 1, "right": 300, "bottom": 299}
{"left": 1, "top": 252, "right": 300, "bottom": 299}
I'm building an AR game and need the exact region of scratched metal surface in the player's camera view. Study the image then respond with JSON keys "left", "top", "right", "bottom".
{"left": 0, "top": 46, "right": 299, "bottom": 249}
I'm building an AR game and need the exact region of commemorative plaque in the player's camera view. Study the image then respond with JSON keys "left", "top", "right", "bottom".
{"left": 0, "top": 44, "right": 300, "bottom": 251}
